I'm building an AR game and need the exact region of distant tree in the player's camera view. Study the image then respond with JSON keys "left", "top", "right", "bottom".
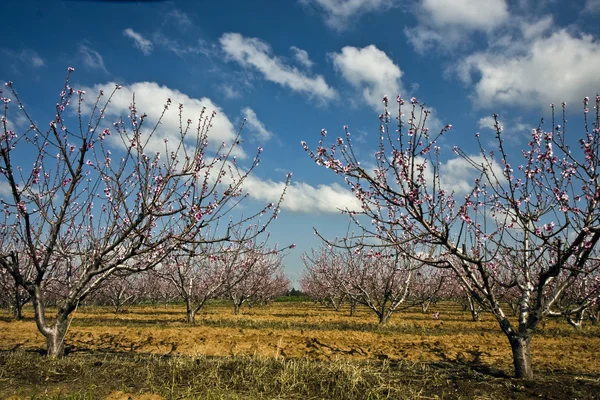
{"left": 160, "top": 226, "right": 291, "bottom": 323}
{"left": 223, "top": 246, "right": 291, "bottom": 315}
{"left": 301, "top": 248, "right": 347, "bottom": 312}
{"left": 90, "top": 272, "right": 145, "bottom": 314}
{"left": 408, "top": 266, "right": 451, "bottom": 313}
{"left": 0, "top": 264, "right": 31, "bottom": 320}
{"left": 287, "top": 288, "right": 306, "bottom": 297}
{"left": 303, "top": 244, "right": 417, "bottom": 324}
{"left": 137, "top": 270, "right": 179, "bottom": 307}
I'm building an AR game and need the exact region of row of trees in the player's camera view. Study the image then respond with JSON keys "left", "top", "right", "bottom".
{"left": 303, "top": 95, "right": 600, "bottom": 379}
{"left": 0, "top": 70, "right": 290, "bottom": 357}
{"left": 1, "top": 245, "right": 290, "bottom": 319}
{"left": 301, "top": 244, "right": 600, "bottom": 326}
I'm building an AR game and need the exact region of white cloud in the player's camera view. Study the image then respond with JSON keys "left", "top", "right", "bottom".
{"left": 219, "top": 33, "right": 336, "bottom": 101}
{"left": 0, "top": 180, "right": 12, "bottom": 198}
{"left": 19, "top": 49, "right": 45, "bottom": 68}
{"left": 422, "top": 0, "right": 509, "bottom": 31}
{"left": 520, "top": 15, "right": 553, "bottom": 40}
{"left": 585, "top": 0, "right": 600, "bottom": 12}
{"left": 422, "top": 155, "right": 506, "bottom": 196}
{"left": 4, "top": 112, "right": 30, "bottom": 132}
{"left": 455, "top": 29, "right": 600, "bottom": 108}
{"left": 290, "top": 46, "right": 313, "bottom": 69}
{"left": 300, "top": 0, "right": 395, "bottom": 31}
{"left": 3, "top": 49, "right": 45, "bottom": 68}
{"left": 153, "top": 34, "right": 213, "bottom": 58}
{"left": 79, "top": 81, "right": 246, "bottom": 158}
{"left": 166, "top": 9, "right": 193, "bottom": 30}
{"left": 245, "top": 176, "right": 362, "bottom": 213}
{"left": 221, "top": 84, "right": 242, "bottom": 99}
{"left": 78, "top": 44, "right": 108, "bottom": 73}
{"left": 404, "top": 27, "right": 449, "bottom": 55}
{"left": 123, "top": 28, "right": 153, "bottom": 55}
{"left": 439, "top": 157, "right": 488, "bottom": 195}
{"left": 478, "top": 116, "right": 496, "bottom": 130}
{"left": 405, "top": 0, "right": 509, "bottom": 53}
{"left": 422, "top": 106, "right": 445, "bottom": 134}
{"left": 242, "top": 107, "right": 273, "bottom": 142}
{"left": 330, "top": 45, "right": 402, "bottom": 111}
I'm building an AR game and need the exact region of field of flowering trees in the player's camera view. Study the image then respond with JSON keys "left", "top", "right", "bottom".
{"left": 2, "top": 71, "right": 600, "bottom": 399}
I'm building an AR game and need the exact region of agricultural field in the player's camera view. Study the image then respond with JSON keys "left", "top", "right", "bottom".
{"left": 1, "top": 300, "right": 599, "bottom": 399}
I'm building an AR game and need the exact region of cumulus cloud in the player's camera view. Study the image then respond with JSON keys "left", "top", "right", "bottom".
{"left": 520, "top": 15, "right": 553, "bottom": 40}
{"left": 219, "top": 33, "right": 336, "bottom": 101}
{"left": 0, "top": 181, "right": 12, "bottom": 198}
{"left": 422, "top": 0, "right": 508, "bottom": 31}
{"left": 79, "top": 81, "right": 246, "bottom": 158}
{"left": 245, "top": 176, "right": 362, "bottom": 213}
{"left": 76, "top": 82, "right": 351, "bottom": 215}
{"left": 290, "top": 46, "right": 313, "bottom": 69}
{"left": 439, "top": 156, "right": 496, "bottom": 194}
{"left": 3, "top": 112, "right": 30, "bottom": 133}
{"left": 478, "top": 116, "right": 497, "bottom": 130}
{"left": 242, "top": 107, "right": 273, "bottom": 142}
{"left": 123, "top": 28, "right": 153, "bottom": 55}
{"left": 405, "top": 0, "right": 509, "bottom": 53}
{"left": 419, "top": 154, "right": 505, "bottom": 196}
{"left": 454, "top": 29, "right": 600, "bottom": 108}
{"left": 330, "top": 45, "right": 403, "bottom": 111}
{"left": 300, "top": 0, "right": 396, "bottom": 31}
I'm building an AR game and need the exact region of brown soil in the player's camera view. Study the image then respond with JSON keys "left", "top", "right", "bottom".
{"left": 1, "top": 301, "right": 599, "bottom": 375}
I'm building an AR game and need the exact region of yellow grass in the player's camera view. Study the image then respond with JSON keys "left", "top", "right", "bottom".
{"left": 1, "top": 301, "right": 599, "bottom": 375}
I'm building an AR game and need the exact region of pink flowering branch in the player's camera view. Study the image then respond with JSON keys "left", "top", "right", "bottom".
{"left": 304, "top": 94, "right": 600, "bottom": 379}
{"left": 0, "top": 69, "right": 289, "bottom": 357}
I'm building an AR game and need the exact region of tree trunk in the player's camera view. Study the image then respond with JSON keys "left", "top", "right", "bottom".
{"left": 349, "top": 299, "right": 356, "bottom": 316}
{"left": 470, "top": 307, "right": 480, "bottom": 321}
{"left": 12, "top": 281, "right": 25, "bottom": 320}
{"left": 378, "top": 312, "right": 390, "bottom": 325}
{"left": 591, "top": 310, "right": 599, "bottom": 326}
{"left": 509, "top": 335, "right": 533, "bottom": 379}
{"left": 329, "top": 297, "right": 342, "bottom": 312}
{"left": 45, "top": 317, "right": 69, "bottom": 358}
{"left": 31, "top": 285, "right": 74, "bottom": 358}
{"left": 567, "top": 309, "right": 585, "bottom": 330}
{"left": 468, "top": 296, "right": 480, "bottom": 321}
{"left": 12, "top": 302, "right": 23, "bottom": 320}
{"left": 233, "top": 302, "right": 241, "bottom": 315}
{"left": 186, "top": 298, "right": 196, "bottom": 324}
{"left": 113, "top": 301, "right": 122, "bottom": 315}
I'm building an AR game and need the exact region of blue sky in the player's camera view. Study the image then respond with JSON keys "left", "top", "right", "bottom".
{"left": 2, "top": 0, "right": 600, "bottom": 285}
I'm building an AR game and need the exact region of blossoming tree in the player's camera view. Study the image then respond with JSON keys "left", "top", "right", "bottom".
{"left": 0, "top": 69, "right": 287, "bottom": 357}
{"left": 160, "top": 227, "right": 292, "bottom": 323}
{"left": 304, "top": 95, "right": 600, "bottom": 379}
{"left": 222, "top": 247, "right": 291, "bottom": 315}
{"left": 302, "top": 244, "right": 416, "bottom": 324}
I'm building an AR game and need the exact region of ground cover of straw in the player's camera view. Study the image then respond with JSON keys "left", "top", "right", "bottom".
{"left": 1, "top": 301, "right": 599, "bottom": 399}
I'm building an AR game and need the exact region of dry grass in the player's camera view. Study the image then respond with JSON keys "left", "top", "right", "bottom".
{"left": 0, "top": 301, "right": 599, "bottom": 399}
